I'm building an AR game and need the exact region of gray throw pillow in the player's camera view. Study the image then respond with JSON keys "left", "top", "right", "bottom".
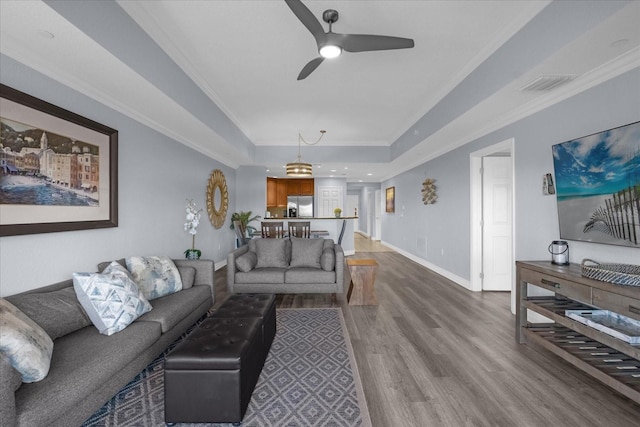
{"left": 290, "top": 237, "right": 324, "bottom": 269}
{"left": 322, "top": 239, "right": 335, "bottom": 250}
{"left": 0, "top": 299, "right": 54, "bottom": 383}
{"left": 177, "top": 266, "right": 196, "bottom": 289}
{"left": 97, "top": 258, "right": 126, "bottom": 273}
{"left": 7, "top": 287, "right": 91, "bottom": 340}
{"left": 236, "top": 251, "right": 258, "bottom": 272}
{"left": 255, "top": 239, "right": 289, "bottom": 268}
{"left": 320, "top": 247, "right": 335, "bottom": 271}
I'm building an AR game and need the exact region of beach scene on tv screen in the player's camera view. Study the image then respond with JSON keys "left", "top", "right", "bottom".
{"left": 552, "top": 121, "right": 640, "bottom": 248}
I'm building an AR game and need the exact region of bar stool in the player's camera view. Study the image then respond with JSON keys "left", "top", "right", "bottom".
{"left": 288, "top": 221, "right": 311, "bottom": 238}
{"left": 261, "top": 221, "right": 284, "bottom": 238}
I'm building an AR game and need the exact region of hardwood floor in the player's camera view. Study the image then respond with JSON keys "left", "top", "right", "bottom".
{"left": 214, "top": 235, "right": 640, "bottom": 426}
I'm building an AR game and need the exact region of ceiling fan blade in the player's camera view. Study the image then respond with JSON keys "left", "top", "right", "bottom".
{"left": 284, "top": 0, "right": 326, "bottom": 46}
{"left": 341, "top": 34, "right": 415, "bottom": 52}
{"left": 297, "top": 57, "right": 324, "bottom": 80}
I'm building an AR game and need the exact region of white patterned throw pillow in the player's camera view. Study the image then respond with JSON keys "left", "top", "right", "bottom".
{"left": 73, "top": 261, "right": 152, "bottom": 336}
{"left": 0, "top": 298, "right": 54, "bottom": 383}
{"left": 125, "top": 256, "right": 183, "bottom": 300}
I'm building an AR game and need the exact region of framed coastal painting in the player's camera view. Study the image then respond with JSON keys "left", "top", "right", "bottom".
{"left": 386, "top": 186, "right": 395, "bottom": 213}
{"left": 0, "top": 84, "right": 118, "bottom": 236}
{"left": 552, "top": 121, "right": 639, "bottom": 247}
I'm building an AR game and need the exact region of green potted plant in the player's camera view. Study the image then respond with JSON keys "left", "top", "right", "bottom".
{"left": 184, "top": 199, "right": 203, "bottom": 259}
{"left": 333, "top": 207, "right": 342, "bottom": 218}
{"left": 230, "top": 211, "right": 262, "bottom": 237}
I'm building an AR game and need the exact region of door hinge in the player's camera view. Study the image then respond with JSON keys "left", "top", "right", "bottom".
{"left": 479, "top": 272, "right": 484, "bottom": 279}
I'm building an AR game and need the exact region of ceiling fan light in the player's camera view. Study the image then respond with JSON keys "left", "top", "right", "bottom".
{"left": 319, "top": 44, "right": 341, "bottom": 58}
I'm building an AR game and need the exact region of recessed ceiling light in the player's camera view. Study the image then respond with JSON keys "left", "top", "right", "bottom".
{"left": 266, "top": 169, "right": 270, "bottom": 172}
{"left": 367, "top": 173, "right": 373, "bottom": 176}
{"left": 358, "top": 180, "right": 363, "bottom": 182}
{"left": 330, "top": 169, "right": 336, "bottom": 172}
{"left": 344, "top": 167, "right": 348, "bottom": 170}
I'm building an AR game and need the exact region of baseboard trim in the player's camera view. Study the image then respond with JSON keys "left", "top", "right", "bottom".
{"left": 380, "top": 240, "right": 472, "bottom": 291}
{"left": 215, "top": 259, "right": 227, "bottom": 271}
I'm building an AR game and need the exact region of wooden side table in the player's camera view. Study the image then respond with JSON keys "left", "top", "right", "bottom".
{"left": 346, "top": 259, "right": 379, "bottom": 305}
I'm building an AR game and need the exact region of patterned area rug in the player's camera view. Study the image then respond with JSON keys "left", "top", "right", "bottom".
{"left": 82, "top": 308, "right": 370, "bottom": 427}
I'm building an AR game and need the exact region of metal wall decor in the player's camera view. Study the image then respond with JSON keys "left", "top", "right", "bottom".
{"left": 206, "top": 169, "right": 228, "bottom": 229}
{"left": 421, "top": 178, "right": 437, "bottom": 204}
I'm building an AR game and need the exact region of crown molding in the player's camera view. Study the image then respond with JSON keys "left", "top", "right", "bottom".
{"left": 380, "top": 48, "right": 640, "bottom": 182}
{"left": 1, "top": 38, "right": 242, "bottom": 169}
{"left": 117, "top": 1, "right": 253, "bottom": 142}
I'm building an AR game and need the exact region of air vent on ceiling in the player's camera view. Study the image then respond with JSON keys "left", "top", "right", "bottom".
{"left": 520, "top": 74, "right": 576, "bottom": 92}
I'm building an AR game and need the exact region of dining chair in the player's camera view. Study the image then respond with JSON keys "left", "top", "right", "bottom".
{"left": 288, "top": 221, "right": 311, "bottom": 238}
{"left": 338, "top": 219, "right": 347, "bottom": 245}
{"left": 233, "top": 220, "right": 250, "bottom": 247}
{"left": 261, "top": 221, "right": 284, "bottom": 238}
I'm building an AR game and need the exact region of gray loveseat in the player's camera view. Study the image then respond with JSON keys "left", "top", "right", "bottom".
{"left": 227, "top": 237, "right": 344, "bottom": 294}
{"left": 0, "top": 258, "right": 214, "bottom": 427}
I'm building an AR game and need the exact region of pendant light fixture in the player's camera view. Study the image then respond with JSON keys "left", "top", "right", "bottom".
{"left": 286, "top": 130, "right": 326, "bottom": 177}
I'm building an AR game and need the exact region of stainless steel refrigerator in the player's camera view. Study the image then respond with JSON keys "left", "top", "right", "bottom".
{"left": 287, "top": 196, "right": 313, "bottom": 218}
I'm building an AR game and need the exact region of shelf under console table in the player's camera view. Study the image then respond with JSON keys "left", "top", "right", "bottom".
{"left": 515, "top": 260, "right": 640, "bottom": 404}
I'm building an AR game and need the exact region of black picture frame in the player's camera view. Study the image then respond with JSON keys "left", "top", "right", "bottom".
{"left": 0, "top": 84, "right": 118, "bottom": 236}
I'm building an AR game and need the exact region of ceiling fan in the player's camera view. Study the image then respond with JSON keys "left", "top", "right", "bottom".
{"left": 285, "top": 0, "right": 415, "bottom": 80}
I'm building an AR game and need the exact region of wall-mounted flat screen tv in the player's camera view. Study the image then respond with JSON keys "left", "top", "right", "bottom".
{"left": 552, "top": 121, "right": 640, "bottom": 248}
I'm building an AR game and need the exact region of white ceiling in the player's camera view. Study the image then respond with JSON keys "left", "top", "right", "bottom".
{"left": 1, "top": 1, "right": 639, "bottom": 182}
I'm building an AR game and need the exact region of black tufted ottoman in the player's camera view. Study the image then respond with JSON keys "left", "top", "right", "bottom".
{"left": 164, "top": 317, "right": 264, "bottom": 423}
{"left": 211, "top": 293, "right": 276, "bottom": 359}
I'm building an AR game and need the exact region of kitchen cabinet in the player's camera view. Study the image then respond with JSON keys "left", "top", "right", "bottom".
{"left": 287, "top": 179, "right": 301, "bottom": 195}
{"left": 516, "top": 261, "right": 640, "bottom": 404}
{"left": 299, "top": 179, "right": 314, "bottom": 196}
{"left": 287, "top": 179, "right": 314, "bottom": 196}
{"left": 267, "top": 178, "right": 313, "bottom": 207}
{"left": 266, "top": 178, "right": 288, "bottom": 207}
{"left": 277, "top": 180, "right": 287, "bottom": 206}
{"left": 266, "top": 178, "right": 277, "bottom": 207}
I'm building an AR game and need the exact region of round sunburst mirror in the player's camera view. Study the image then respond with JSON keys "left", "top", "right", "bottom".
{"left": 206, "top": 169, "right": 228, "bottom": 229}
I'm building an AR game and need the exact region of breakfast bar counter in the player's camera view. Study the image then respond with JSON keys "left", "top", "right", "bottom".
{"left": 260, "top": 217, "right": 356, "bottom": 255}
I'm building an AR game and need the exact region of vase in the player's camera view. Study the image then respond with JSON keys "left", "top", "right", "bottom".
{"left": 185, "top": 249, "right": 201, "bottom": 260}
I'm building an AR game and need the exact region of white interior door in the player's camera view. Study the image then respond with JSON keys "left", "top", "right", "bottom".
{"left": 482, "top": 156, "right": 512, "bottom": 291}
{"left": 347, "top": 195, "right": 359, "bottom": 218}
{"left": 318, "top": 186, "right": 343, "bottom": 217}
{"left": 374, "top": 189, "right": 381, "bottom": 240}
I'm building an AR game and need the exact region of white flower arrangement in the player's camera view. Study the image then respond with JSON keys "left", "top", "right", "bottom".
{"left": 184, "top": 199, "right": 203, "bottom": 258}
{"left": 184, "top": 199, "right": 202, "bottom": 236}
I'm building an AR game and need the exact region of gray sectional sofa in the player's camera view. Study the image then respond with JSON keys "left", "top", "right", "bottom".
{"left": 0, "top": 259, "right": 214, "bottom": 427}
{"left": 227, "top": 237, "right": 344, "bottom": 294}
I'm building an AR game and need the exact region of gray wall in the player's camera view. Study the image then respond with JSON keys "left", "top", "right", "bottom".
{"left": 0, "top": 55, "right": 237, "bottom": 296}
{"left": 381, "top": 68, "right": 640, "bottom": 283}
{"left": 347, "top": 183, "right": 382, "bottom": 234}
{"left": 235, "top": 165, "right": 267, "bottom": 225}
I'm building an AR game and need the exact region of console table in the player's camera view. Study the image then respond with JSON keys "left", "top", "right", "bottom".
{"left": 516, "top": 261, "right": 640, "bottom": 404}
